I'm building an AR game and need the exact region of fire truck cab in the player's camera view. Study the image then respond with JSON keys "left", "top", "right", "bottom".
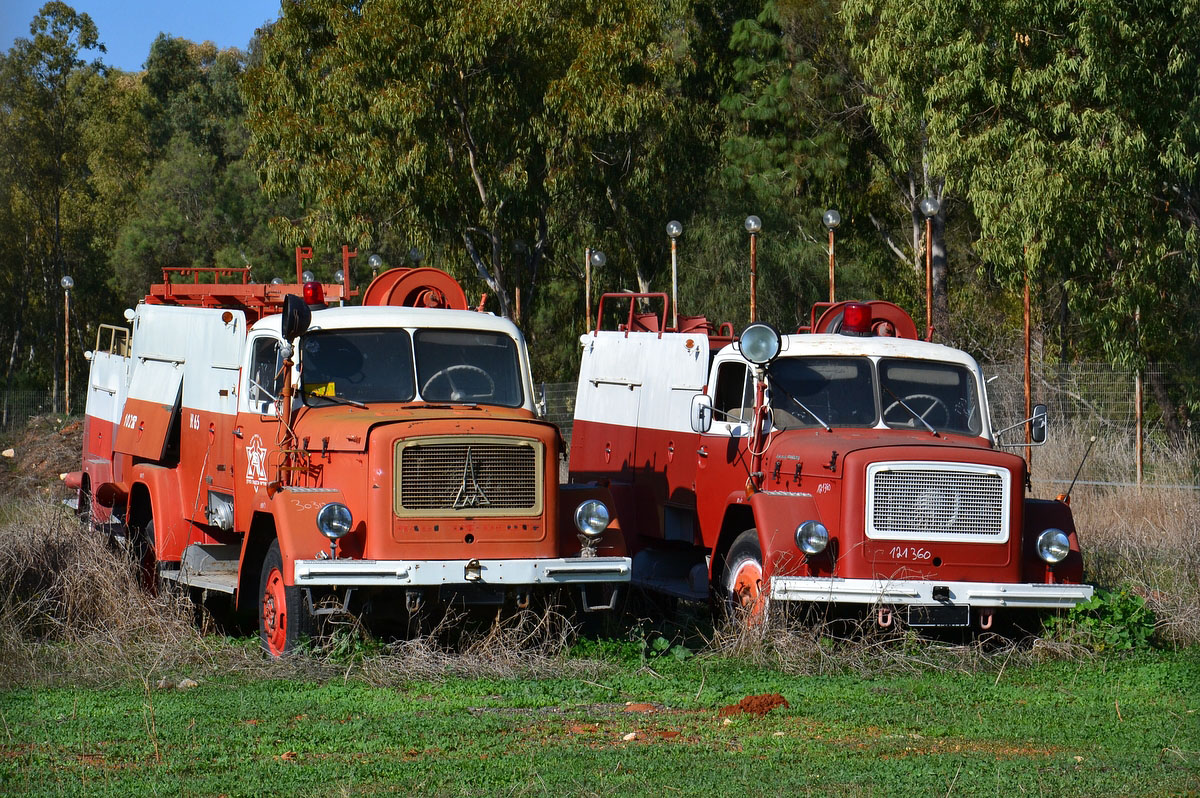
{"left": 71, "top": 265, "right": 628, "bottom": 655}
{"left": 569, "top": 294, "right": 1092, "bottom": 628}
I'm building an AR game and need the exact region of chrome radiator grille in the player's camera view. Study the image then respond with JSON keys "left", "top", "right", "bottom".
{"left": 395, "top": 437, "right": 543, "bottom": 517}
{"left": 866, "top": 462, "right": 1009, "bottom": 541}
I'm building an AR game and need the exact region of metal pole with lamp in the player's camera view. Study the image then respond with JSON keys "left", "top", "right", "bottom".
{"left": 367, "top": 253, "right": 384, "bottom": 280}
{"left": 61, "top": 275, "right": 73, "bottom": 415}
{"left": 823, "top": 209, "right": 841, "bottom": 303}
{"left": 585, "top": 248, "right": 605, "bottom": 331}
{"left": 745, "top": 215, "right": 761, "bottom": 322}
{"left": 666, "top": 220, "right": 682, "bottom": 329}
{"left": 919, "top": 196, "right": 940, "bottom": 340}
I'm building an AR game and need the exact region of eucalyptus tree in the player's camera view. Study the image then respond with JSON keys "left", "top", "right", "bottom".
{"left": 0, "top": 2, "right": 107, "bottom": 404}
{"left": 244, "top": 0, "right": 712, "bottom": 323}
{"left": 109, "top": 37, "right": 290, "bottom": 302}
{"left": 722, "top": 0, "right": 946, "bottom": 325}
{"left": 844, "top": 0, "right": 1200, "bottom": 428}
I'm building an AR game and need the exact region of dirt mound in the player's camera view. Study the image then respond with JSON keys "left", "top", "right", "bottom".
{"left": 718, "top": 693, "right": 790, "bottom": 717}
{"left": 0, "top": 415, "right": 82, "bottom": 502}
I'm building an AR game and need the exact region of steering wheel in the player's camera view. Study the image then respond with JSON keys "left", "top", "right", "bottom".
{"left": 421, "top": 364, "right": 495, "bottom": 401}
{"left": 884, "top": 393, "right": 949, "bottom": 427}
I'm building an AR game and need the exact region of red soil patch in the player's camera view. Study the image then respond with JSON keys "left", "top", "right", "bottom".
{"left": 718, "top": 693, "right": 790, "bottom": 717}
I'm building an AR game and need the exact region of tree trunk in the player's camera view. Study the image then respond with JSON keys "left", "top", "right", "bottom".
{"left": 1147, "top": 368, "right": 1185, "bottom": 444}
{"left": 931, "top": 209, "right": 949, "bottom": 335}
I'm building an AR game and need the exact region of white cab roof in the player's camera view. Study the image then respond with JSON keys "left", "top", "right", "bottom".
{"left": 250, "top": 306, "right": 523, "bottom": 338}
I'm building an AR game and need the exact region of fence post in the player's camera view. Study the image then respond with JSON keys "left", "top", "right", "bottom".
{"left": 1135, "top": 369, "right": 1143, "bottom": 489}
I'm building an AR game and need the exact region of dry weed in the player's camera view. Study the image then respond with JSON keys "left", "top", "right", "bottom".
{"left": 1028, "top": 424, "right": 1200, "bottom": 645}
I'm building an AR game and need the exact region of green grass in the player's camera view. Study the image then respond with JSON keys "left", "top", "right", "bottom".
{"left": 2, "top": 649, "right": 1197, "bottom": 797}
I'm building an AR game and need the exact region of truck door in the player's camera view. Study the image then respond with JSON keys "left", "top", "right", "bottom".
{"left": 233, "top": 333, "right": 285, "bottom": 526}
{"left": 695, "top": 359, "right": 756, "bottom": 537}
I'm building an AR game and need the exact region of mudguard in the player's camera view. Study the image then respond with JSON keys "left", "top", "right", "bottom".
{"left": 269, "top": 488, "right": 352, "bottom": 584}
{"left": 749, "top": 491, "right": 823, "bottom": 580}
{"left": 127, "top": 464, "right": 186, "bottom": 561}
{"left": 1023, "top": 498, "right": 1085, "bottom": 584}
{"left": 558, "top": 484, "right": 627, "bottom": 558}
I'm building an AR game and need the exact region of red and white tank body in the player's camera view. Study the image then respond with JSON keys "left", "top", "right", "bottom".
{"left": 71, "top": 269, "right": 629, "bottom": 655}
{"left": 568, "top": 296, "right": 1092, "bottom": 628}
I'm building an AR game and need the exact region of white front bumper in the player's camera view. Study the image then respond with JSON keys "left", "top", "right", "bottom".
{"left": 293, "top": 556, "right": 631, "bottom": 587}
{"left": 770, "top": 576, "right": 1093, "bottom": 608}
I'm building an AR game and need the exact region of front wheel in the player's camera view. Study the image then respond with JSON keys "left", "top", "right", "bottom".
{"left": 259, "top": 539, "right": 313, "bottom": 656}
{"left": 723, "top": 529, "right": 766, "bottom": 621}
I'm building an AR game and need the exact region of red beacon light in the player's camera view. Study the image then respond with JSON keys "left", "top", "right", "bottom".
{"left": 841, "top": 302, "right": 873, "bottom": 336}
{"left": 303, "top": 281, "right": 327, "bottom": 309}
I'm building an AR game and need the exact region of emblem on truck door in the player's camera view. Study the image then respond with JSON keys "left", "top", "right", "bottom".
{"left": 246, "top": 434, "right": 269, "bottom": 488}
{"left": 453, "top": 448, "right": 491, "bottom": 509}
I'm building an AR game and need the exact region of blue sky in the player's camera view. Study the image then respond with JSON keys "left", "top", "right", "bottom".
{"left": 1, "top": 0, "right": 281, "bottom": 72}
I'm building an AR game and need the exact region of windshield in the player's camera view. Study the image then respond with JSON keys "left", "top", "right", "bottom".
{"left": 414, "top": 329, "right": 523, "bottom": 406}
{"left": 879, "top": 358, "right": 981, "bottom": 435}
{"left": 299, "top": 327, "right": 524, "bottom": 407}
{"left": 301, "top": 329, "right": 416, "bottom": 405}
{"left": 763, "top": 355, "right": 982, "bottom": 434}
{"left": 768, "top": 357, "right": 876, "bottom": 429}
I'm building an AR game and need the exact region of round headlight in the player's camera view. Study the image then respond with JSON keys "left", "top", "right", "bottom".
{"left": 795, "top": 520, "right": 829, "bottom": 555}
{"left": 574, "top": 499, "right": 610, "bottom": 538}
{"left": 1036, "top": 528, "right": 1070, "bottom": 564}
{"left": 740, "top": 323, "right": 781, "bottom": 366}
{"left": 317, "top": 502, "right": 353, "bottom": 540}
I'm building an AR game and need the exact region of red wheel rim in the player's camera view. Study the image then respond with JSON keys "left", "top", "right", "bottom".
{"left": 731, "top": 559, "right": 765, "bottom": 618}
{"left": 262, "top": 566, "right": 288, "bottom": 656}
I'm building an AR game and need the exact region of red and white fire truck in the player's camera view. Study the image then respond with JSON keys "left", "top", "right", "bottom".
{"left": 69, "top": 261, "right": 628, "bottom": 654}
{"left": 569, "top": 294, "right": 1092, "bottom": 628}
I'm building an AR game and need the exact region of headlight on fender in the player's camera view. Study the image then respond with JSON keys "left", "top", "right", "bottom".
{"left": 795, "top": 520, "right": 829, "bottom": 555}
{"left": 317, "top": 502, "right": 353, "bottom": 540}
{"left": 574, "top": 499, "right": 610, "bottom": 539}
{"left": 1036, "top": 528, "right": 1071, "bottom": 564}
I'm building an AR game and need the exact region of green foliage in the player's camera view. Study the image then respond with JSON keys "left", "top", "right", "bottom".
{"left": 0, "top": 2, "right": 113, "bottom": 398}
{"left": 2, "top": 650, "right": 1198, "bottom": 795}
{"left": 1047, "top": 587, "right": 1158, "bottom": 652}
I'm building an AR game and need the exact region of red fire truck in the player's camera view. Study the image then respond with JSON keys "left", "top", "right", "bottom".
{"left": 568, "top": 294, "right": 1091, "bottom": 629}
{"left": 69, "top": 262, "right": 628, "bottom": 654}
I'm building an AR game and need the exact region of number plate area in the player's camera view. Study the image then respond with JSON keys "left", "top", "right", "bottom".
{"left": 906, "top": 604, "right": 970, "bottom": 627}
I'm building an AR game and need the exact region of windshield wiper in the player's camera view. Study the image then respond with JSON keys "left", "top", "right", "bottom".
{"left": 765, "top": 381, "right": 831, "bottom": 432}
{"left": 306, "top": 391, "right": 368, "bottom": 409}
{"left": 882, "top": 386, "right": 938, "bottom": 437}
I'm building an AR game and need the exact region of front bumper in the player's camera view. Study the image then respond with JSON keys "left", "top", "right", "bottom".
{"left": 294, "top": 556, "right": 631, "bottom": 588}
{"left": 770, "top": 576, "right": 1093, "bottom": 609}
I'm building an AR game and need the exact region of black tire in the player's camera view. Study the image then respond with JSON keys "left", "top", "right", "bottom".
{"left": 722, "top": 529, "right": 765, "bottom": 620}
{"left": 258, "top": 539, "right": 313, "bottom": 656}
{"left": 133, "top": 519, "right": 158, "bottom": 593}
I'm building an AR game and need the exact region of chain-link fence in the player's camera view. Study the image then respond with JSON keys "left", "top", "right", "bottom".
{"left": 0, "top": 390, "right": 85, "bottom": 432}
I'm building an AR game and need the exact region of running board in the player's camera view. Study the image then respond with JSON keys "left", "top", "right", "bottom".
{"left": 160, "top": 543, "right": 240, "bottom": 594}
{"left": 630, "top": 549, "right": 710, "bottom": 601}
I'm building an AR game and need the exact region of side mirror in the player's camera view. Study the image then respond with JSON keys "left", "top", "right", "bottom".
{"left": 281, "top": 294, "right": 312, "bottom": 341}
{"left": 690, "top": 394, "right": 713, "bottom": 434}
{"left": 1030, "top": 403, "right": 1048, "bottom": 444}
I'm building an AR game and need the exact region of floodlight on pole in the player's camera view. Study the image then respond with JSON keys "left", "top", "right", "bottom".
{"left": 61, "top": 276, "right": 74, "bottom": 415}
{"left": 667, "top": 220, "right": 682, "bottom": 329}
{"left": 745, "top": 216, "right": 761, "bottom": 322}
{"left": 585, "top": 248, "right": 606, "bottom": 331}
{"left": 823, "top": 209, "right": 841, "bottom": 304}
{"left": 920, "top": 196, "right": 940, "bottom": 340}
{"left": 367, "top": 253, "right": 384, "bottom": 278}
